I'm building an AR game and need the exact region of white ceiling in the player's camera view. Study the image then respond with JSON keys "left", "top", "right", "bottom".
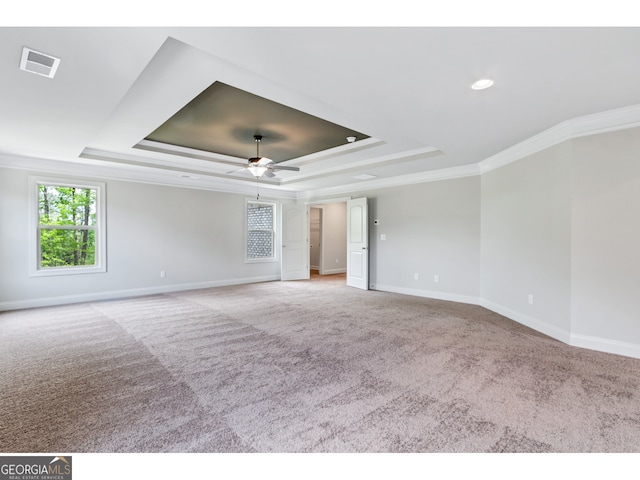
{"left": 1, "top": 27, "right": 640, "bottom": 198}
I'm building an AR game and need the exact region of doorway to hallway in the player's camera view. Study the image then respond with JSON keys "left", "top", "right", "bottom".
{"left": 310, "top": 207, "right": 322, "bottom": 271}
{"left": 307, "top": 201, "right": 347, "bottom": 281}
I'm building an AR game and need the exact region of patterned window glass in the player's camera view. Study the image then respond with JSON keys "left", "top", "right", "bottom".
{"left": 247, "top": 202, "right": 274, "bottom": 259}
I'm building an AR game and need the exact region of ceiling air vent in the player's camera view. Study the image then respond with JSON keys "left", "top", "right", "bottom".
{"left": 20, "top": 47, "right": 61, "bottom": 78}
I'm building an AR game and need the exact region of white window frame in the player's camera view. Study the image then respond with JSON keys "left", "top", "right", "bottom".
{"left": 29, "top": 176, "right": 107, "bottom": 277}
{"left": 244, "top": 198, "right": 278, "bottom": 263}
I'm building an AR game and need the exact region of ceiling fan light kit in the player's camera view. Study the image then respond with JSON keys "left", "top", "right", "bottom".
{"left": 236, "top": 135, "right": 301, "bottom": 179}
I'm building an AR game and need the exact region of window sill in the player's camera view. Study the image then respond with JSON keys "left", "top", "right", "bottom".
{"left": 244, "top": 258, "right": 277, "bottom": 264}
{"left": 30, "top": 265, "right": 107, "bottom": 277}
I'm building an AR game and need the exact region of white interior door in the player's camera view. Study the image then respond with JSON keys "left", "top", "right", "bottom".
{"left": 281, "top": 203, "right": 309, "bottom": 281}
{"left": 347, "top": 197, "right": 368, "bottom": 290}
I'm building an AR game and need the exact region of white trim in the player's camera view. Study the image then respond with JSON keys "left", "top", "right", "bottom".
{"left": 479, "top": 299, "right": 571, "bottom": 344}
{"left": 3, "top": 104, "right": 640, "bottom": 202}
{"left": 281, "top": 145, "right": 439, "bottom": 185}
{"left": 320, "top": 268, "right": 346, "bottom": 275}
{"left": 0, "top": 275, "right": 281, "bottom": 312}
{"left": 281, "top": 137, "right": 385, "bottom": 168}
{"left": 29, "top": 176, "right": 107, "bottom": 277}
{"left": 373, "top": 284, "right": 480, "bottom": 306}
{"left": 304, "top": 196, "right": 352, "bottom": 206}
{"left": 570, "top": 333, "right": 640, "bottom": 360}
{"left": 302, "top": 103, "right": 640, "bottom": 198}
{"left": 1, "top": 153, "right": 297, "bottom": 200}
{"left": 297, "top": 164, "right": 481, "bottom": 200}
{"left": 480, "top": 103, "right": 640, "bottom": 174}
{"left": 370, "top": 285, "right": 640, "bottom": 360}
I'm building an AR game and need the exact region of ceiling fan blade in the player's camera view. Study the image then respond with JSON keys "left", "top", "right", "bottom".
{"left": 244, "top": 138, "right": 301, "bottom": 177}
{"left": 270, "top": 165, "right": 300, "bottom": 172}
{"left": 226, "top": 167, "right": 248, "bottom": 174}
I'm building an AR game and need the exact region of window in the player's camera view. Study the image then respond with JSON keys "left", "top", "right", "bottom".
{"left": 30, "top": 177, "right": 106, "bottom": 276}
{"left": 245, "top": 200, "right": 276, "bottom": 262}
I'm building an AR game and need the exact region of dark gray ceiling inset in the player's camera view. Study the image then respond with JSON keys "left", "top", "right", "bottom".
{"left": 144, "top": 82, "right": 369, "bottom": 163}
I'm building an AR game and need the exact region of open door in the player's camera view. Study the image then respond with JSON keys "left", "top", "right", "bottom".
{"left": 281, "top": 203, "right": 310, "bottom": 281}
{"left": 346, "top": 197, "right": 368, "bottom": 290}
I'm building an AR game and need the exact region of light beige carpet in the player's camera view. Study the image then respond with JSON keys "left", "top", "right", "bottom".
{"left": 2, "top": 274, "right": 640, "bottom": 452}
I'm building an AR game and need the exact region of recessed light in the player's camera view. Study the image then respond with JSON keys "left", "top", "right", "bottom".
{"left": 346, "top": 136, "right": 356, "bottom": 143}
{"left": 471, "top": 78, "right": 494, "bottom": 90}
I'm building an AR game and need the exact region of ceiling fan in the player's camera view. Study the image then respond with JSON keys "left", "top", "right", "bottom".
{"left": 229, "top": 135, "right": 300, "bottom": 178}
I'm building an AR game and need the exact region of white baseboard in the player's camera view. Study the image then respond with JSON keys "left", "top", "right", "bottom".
{"left": 479, "top": 299, "right": 571, "bottom": 344}
{"left": 570, "top": 333, "right": 640, "bottom": 360}
{"left": 6, "top": 277, "right": 640, "bottom": 361}
{"left": 369, "top": 288, "right": 573, "bottom": 345}
{"left": 0, "top": 275, "right": 281, "bottom": 311}
{"left": 478, "top": 300, "right": 640, "bottom": 359}
{"left": 321, "top": 268, "right": 346, "bottom": 275}
{"left": 373, "top": 284, "right": 480, "bottom": 306}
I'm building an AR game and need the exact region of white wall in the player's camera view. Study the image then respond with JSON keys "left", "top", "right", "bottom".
{"left": 355, "top": 176, "right": 481, "bottom": 303}
{"left": 480, "top": 142, "right": 573, "bottom": 342}
{"left": 480, "top": 125, "right": 640, "bottom": 358}
{"left": 3, "top": 125, "right": 640, "bottom": 359}
{"left": 570, "top": 127, "right": 640, "bottom": 356}
{"left": 0, "top": 168, "right": 281, "bottom": 310}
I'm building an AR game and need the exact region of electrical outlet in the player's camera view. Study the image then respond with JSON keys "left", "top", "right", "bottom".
{"left": 434, "top": 274, "right": 439, "bottom": 283}
{"left": 160, "top": 270, "right": 166, "bottom": 278}
{"left": 414, "top": 273, "right": 419, "bottom": 280}
{"left": 528, "top": 294, "right": 534, "bottom": 305}
{"left": 381, "top": 234, "right": 387, "bottom": 241}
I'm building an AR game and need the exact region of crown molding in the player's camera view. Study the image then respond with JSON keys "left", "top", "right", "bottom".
{"left": 3, "top": 104, "right": 639, "bottom": 201}
{"left": 282, "top": 146, "right": 442, "bottom": 186}
{"left": 301, "top": 103, "right": 640, "bottom": 198}
{"left": 480, "top": 103, "right": 640, "bottom": 174}
{"left": 0, "top": 153, "right": 297, "bottom": 199}
{"left": 297, "top": 163, "right": 481, "bottom": 200}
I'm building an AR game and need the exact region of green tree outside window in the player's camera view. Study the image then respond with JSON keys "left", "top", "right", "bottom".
{"left": 38, "top": 185, "right": 97, "bottom": 268}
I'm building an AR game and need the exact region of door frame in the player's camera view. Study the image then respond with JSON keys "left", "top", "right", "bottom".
{"left": 305, "top": 196, "right": 354, "bottom": 280}
{"left": 309, "top": 206, "right": 323, "bottom": 273}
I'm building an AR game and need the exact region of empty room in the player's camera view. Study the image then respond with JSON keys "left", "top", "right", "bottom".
{"left": 2, "top": 25, "right": 640, "bottom": 467}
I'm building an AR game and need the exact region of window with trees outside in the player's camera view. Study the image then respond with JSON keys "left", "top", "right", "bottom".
{"left": 245, "top": 200, "right": 276, "bottom": 262}
{"left": 30, "top": 178, "right": 106, "bottom": 276}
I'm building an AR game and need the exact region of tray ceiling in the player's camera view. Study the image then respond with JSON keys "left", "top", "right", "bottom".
{"left": 1, "top": 27, "right": 640, "bottom": 198}
{"left": 144, "top": 81, "right": 369, "bottom": 162}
